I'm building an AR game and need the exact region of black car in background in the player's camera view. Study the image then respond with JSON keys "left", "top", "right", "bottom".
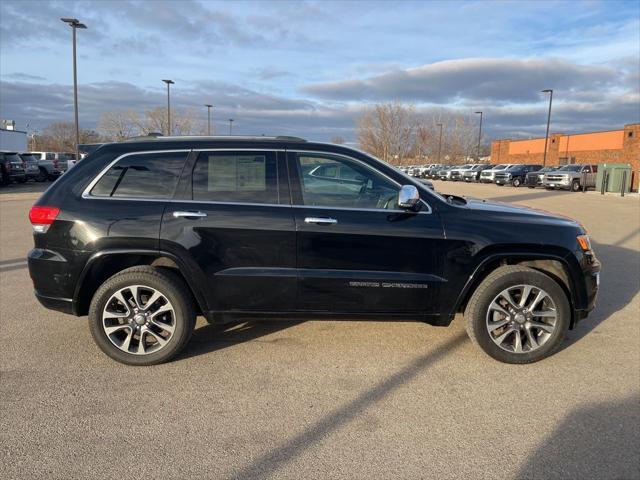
{"left": 0, "top": 152, "right": 27, "bottom": 185}
{"left": 525, "top": 166, "right": 558, "bottom": 188}
{"left": 495, "top": 164, "right": 542, "bottom": 187}
{"left": 28, "top": 136, "right": 599, "bottom": 366}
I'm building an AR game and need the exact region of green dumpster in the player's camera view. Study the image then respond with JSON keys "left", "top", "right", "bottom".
{"left": 596, "top": 163, "right": 632, "bottom": 193}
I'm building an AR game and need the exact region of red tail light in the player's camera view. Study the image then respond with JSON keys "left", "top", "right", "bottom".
{"left": 29, "top": 206, "right": 60, "bottom": 233}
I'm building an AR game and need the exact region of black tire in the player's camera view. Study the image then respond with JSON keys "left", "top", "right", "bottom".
{"left": 512, "top": 177, "right": 521, "bottom": 187}
{"left": 36, "top": 167, "right": 48, "bottom": 182}
{"left": 88, "top": 266, "right": 196, "bottom": 366}
{"left": 464, "top": 265, "right": 570, "bottom": 364}
{"left": 571, "top": 180, "right": 581, "bottom": 192}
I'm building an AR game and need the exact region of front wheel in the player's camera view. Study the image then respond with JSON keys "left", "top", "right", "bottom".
{"left": 512, "top": 177, "right": 521, "bottom": 187}
{"left": 464, "top": 266, "right": 570, "bottom": 364}
{"left": 572, "top": 180, "right": 581, "bottom": 192}
{"left": 88, "top": 266, "right": 195, "bottom": 365}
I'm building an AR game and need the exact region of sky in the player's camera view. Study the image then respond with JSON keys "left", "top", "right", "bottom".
{"left": 0, "top": 0, "right": 639, "bottom": 143}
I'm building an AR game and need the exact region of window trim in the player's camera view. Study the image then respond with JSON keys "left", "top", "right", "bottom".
{"left": 82, "top": 149, "right": 192, "bottom": 200}
{"left": 288, "top": 150, "right": 432, "bottom": 214}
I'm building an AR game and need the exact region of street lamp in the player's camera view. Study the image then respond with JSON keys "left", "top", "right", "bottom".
{"left": 541, "top": 89, "right": 553, "bottom": 167}
{"left": 162, "top": 79, "right": 174, "bottom": 135}
{"left": 475, "top": 111, "right": 483, "bottom": 160}
{"left": 60, "top": 18, "right": 86, "bottom": 161}
{"left": 436, "top": 123, "right": 443, "bottom": 163}
{"left": 204, "top": 104, "right": 213, "bottom": 135}
{"left": 228, "top": 118, "right": 234, "bottom": 135}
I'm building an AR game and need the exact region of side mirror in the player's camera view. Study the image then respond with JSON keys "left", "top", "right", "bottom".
{"left": 397, "top": 185, "right": 420, "bottom": 210}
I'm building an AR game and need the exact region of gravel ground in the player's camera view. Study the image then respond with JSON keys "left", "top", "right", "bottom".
{"left": 1, "top": 181, "right": 638, "bottom": 480}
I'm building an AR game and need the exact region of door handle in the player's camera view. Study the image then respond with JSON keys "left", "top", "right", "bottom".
{"left": 172, "top": 211, "right": 207, "bottom": 219}
{"left": 304, "top": 217, "right": 338, "bottom": 225}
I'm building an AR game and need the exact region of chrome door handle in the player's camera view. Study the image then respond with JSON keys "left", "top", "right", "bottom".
{"left": 172, "top": 211, "right": 207, "bottom": 219}
{"left": 304, "top": 217, "right": 337, "bottom": 225}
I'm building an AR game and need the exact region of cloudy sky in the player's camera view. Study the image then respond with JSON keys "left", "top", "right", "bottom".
{"left": 1, "top": 0, "right": 638, "bottom": 142}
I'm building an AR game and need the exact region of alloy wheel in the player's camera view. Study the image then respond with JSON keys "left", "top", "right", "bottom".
{"left": 485, "top": 284, "right": 557, "bottom": 353}
{"left": 102, "top": 284, "right": 176, "bottom": 355}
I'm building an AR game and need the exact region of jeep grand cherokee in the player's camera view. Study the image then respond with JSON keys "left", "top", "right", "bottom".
{"left": 28, "top": 136, "right": 600, "bottom": 365}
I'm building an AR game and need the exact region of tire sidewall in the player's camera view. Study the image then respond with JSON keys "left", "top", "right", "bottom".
{"left": 468, "top": 269, "right": 570, "bottom": 364}
{"left": 89, "top": 270, "right": 193, "bottom": 365}
{"left": 572, "top": 180, "right": 581, "bottom": 191}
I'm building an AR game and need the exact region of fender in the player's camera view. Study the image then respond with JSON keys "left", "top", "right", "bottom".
{"left": 449, "top": 249, "right": 586, "bottom": 319}
{"left": 72, "top": 248, "right": 209, "bottom": 316}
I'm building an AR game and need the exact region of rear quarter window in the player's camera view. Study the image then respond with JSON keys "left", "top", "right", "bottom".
{"left": 90, "top": 152, "right": 187, "bottom": 199}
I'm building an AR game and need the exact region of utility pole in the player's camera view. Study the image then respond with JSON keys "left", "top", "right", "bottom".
{"left": 228, "top": 118, "right": 234, "bottom": 135}
{"left": 541, "top": 89, "right": 553, "bottom": 167}
{"left": 61, "top": 18, "right": 87, "bottom": 161}
{"left": 205, "top": 104, "right": 213, "bottom": 135}
{"left": 475, "top": 111, "right": 483, "bottom": 160}
{"left": 162, "top": 79, "right": 174, "bottom": 135}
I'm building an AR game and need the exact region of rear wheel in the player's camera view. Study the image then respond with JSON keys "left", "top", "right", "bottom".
{"left": 464, "top": 266, "right": 570, "bottom": 364}
{"left": 88, "top": 266, "right": 195, "bottom": 365}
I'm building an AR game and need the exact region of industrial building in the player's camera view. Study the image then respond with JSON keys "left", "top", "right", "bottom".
{"left": 491, "top": 123, "right": 639, "bottom": 190}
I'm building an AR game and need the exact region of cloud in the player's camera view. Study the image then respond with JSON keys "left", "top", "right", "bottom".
{"left": 302, "top": 58, "right": 627, "bottom": 104}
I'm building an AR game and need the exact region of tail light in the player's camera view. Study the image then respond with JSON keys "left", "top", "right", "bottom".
{"left": 29, "top": 206, "right": 60, "bottom": 233}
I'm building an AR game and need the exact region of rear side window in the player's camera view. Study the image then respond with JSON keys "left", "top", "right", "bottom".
{"left": 192, "top": 151, "right": 278, "bottom": 204}
{"left": 90, "top": 152, "right": 187, "bottom": 198}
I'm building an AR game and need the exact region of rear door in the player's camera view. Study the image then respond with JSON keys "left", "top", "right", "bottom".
{"left": 160, "top": 149, "right": 296, "bottom": 314}
{"left": 288, "top": 150, "right": 446, "bottom": 315}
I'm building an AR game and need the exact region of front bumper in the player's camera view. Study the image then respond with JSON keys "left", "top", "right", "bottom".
{"left": 494, "top": 176, "right": 511, "bottom": 185}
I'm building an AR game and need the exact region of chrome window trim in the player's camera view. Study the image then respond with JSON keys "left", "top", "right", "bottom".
{"left": 81, "top": 147, "right": 431, "bottom": 214}
{"left": 289, "top": 149, "right": 432, "bottom": 214}
{"left": 81, "top": 149, "right": 192, "bottom": 199}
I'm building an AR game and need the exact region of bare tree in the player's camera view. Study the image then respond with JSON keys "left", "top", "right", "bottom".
{"left": 331, "top": 136, "right": 345, "bottom": 145}
{"left": 98, "top": 110, "right": 141, "bottom": 141}
{"left": 357, "top": 102, "right": 416, "bottom": 164}
{"left": 34, "top": 122, "right": 102, "bottom": 152}
{"left": 141, "top": 107, "right": 198, "bottom": 136}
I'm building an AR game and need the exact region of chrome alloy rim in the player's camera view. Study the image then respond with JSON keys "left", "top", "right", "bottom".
{"left": 485, "top": 284, "right": 557, "bottom": 353}
{"left": 102, "top": 285, "right": 176, "bottom": 355}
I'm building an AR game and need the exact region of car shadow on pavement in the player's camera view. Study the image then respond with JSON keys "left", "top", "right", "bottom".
{"left": 224, "top": 332, "right": 468, "bottom": 480}
{"left": 563, "top": 240, "right": 640, "bottom": 349}
{"left": 484, "top": 188, "right": 572, "bottom": 204}
{"left": 517, "top": 393, "right": 640, "bottom": 480}
{"left": 176, "top": 320, "right": 304, "bottom": 360}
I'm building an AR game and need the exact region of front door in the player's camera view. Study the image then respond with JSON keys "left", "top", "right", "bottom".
{"left": 161, "top": 149, "right": 296, "bottom": 313}
{"left": 288, "top": 151, "right": 446, "bottom": 315}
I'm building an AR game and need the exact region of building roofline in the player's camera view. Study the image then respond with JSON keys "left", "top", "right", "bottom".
{"left": 494, "top": 124, "right": 639, "bottom": 143}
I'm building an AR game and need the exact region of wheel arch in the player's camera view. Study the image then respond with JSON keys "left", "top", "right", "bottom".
{"left": 453, "top": 251, "right": 583, "bottom": 328}
{"left": 73, "top": 249, "right": 208, "bottom": 318}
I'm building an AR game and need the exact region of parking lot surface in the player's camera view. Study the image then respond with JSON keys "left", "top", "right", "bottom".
{"left": 1, "top": 181, "right": 639, "bottom": 479}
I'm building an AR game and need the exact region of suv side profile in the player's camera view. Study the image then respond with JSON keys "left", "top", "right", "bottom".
{"left": 494, "top": 164, "right": 542, "bottom": 187}
{"left": 28, "top": 136, "right": 600, "bottom": 366}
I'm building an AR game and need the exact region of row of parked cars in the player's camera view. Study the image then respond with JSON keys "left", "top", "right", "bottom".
{"left": 0, "top": 151, "right": 76, "bottom": 186}
{"left": 404, "top": 163, "right": 599, "bottom": 191}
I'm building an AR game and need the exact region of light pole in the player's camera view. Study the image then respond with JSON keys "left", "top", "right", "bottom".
{"left": 228, "top": 118, "right": 234, "bottom": 135}
{"left": 204, "top": 104, "right": 213, "bottom": 135}
{"left": 61, "top": 18, "right": 86, "bottom": 161}
{"left": 475, "top": 111, "right": 483, "bottom": 160}
{"left": 162, "top": 79, "right": 174, "bottom": 135}
{"left": 436, "top": 123, "right": 443, "bottom": 163}
{"left": 541, "top": 89, "right": 553, "bottom": 167}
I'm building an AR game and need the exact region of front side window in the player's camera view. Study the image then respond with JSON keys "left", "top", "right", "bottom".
{"left": 192, "top": 151, "right": 278, "bottom": 204}
{"left": 295, "top": 153, "right": 400, "bottom": 210}
{"left": 90, "top": 152, "right": 187, "bottom": 198}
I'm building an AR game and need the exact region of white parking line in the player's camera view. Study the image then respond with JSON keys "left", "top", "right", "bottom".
{"left": 0, "top": 261, "right": 27, "bottom": 269}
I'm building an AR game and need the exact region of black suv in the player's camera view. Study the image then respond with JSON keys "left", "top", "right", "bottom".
{"left": 0, "top": 152, "right": 27, "bottom": 185}
{"left": 495, "top": 164, "right": 542, "bottom": 187}
{"left": 28, "top": 136, "right": 600, "bottom": 365}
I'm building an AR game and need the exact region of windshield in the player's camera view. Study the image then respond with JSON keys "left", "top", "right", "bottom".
{"left": 507, "top": 165, "right": 524, "bottom": 171}
{"left": 539, "top": 167, "right": 556, "bottom": 173}
{"left": 558, "top": 165, "right": 582, "bottom": 172}
{"left": 493, "top": 164, "right": 509, "bottom": 170}
{"left": 5, "top": 153, "right": 22, "bottom": 162}
{"left": 20, "top": 154, "right": 37, "bottom": 162}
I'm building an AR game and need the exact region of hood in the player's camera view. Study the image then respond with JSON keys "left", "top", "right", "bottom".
{"left": 462, "top": 196, "right": 580, "bottom": 227}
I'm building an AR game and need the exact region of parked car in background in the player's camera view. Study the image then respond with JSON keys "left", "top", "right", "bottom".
{"left": 425, "top": 164, "right": 445, "bottom": 179}
{"left": 495, "top": 164, "right": 542, "bottom": 187}
{"left": 19, "top": 153, "right": 41, "bottom": 181}
{"left": 525, "top": 166, "right": 558, "bottom": 188}
{"left": 463, "top": 164, "right": 493, "bottom": 182}
{"left": 0, "top": 151, "right": 27, "bottom": 185}
{"left": 543, "top": 164, "right": 598, "bottom": 192}
{"left": 29, "top": 151, "right": 67, "bottom": 181}
{"left": 437, "top": 165, "right": 456, "bottom": 180}
{"left": 28, "top": 135, "right": 599, "bottom": 365}
{"left": 449, "top": 164, "right": 475, "bottom": 182}
{"left": 479, "top": 164, "right": 514, "bottom": 183}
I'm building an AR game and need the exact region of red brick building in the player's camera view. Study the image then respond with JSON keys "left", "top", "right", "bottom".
{"left": 491, "top": 123, "right": 640, "bottom": 190}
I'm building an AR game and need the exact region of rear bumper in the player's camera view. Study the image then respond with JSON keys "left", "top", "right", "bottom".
{"left": 34, "top": 292, "right": 74, "bottom": 315}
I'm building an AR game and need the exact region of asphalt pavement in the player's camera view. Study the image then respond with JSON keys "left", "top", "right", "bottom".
{"left": 1, "top": 181, "right": 638, "bottom": 479}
